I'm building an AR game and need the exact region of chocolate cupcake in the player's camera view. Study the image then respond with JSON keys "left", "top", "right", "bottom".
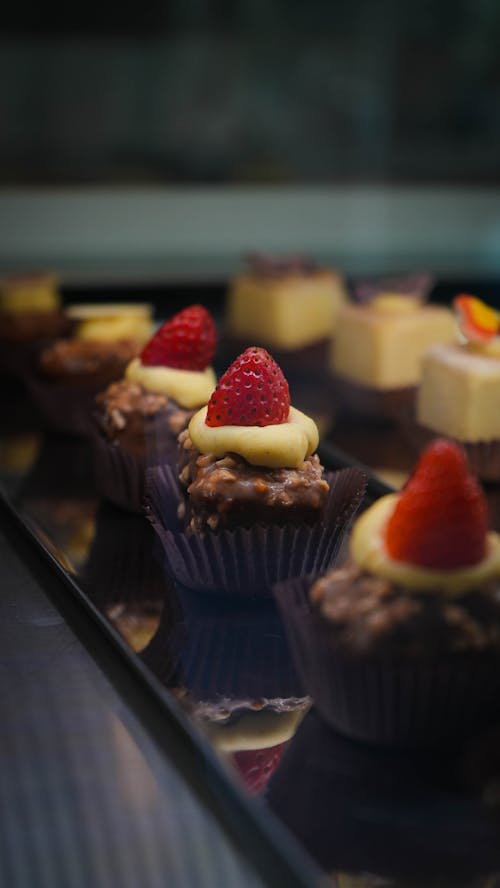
{"left": 91, "top": 304, "right": 218, "bottom": 512}
{"left": 147, "top": 347, "right": 366, "bottom": 597}
{"left": 0, "top": 271, "right": 68, "bottom": 378}
{"left": 275, "top": 439, "right": 500, "bottom": 748}
{"left": 27, "top": 337, "right": 140, "bottom": 436}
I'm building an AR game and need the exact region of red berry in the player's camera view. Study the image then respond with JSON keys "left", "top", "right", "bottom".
{"left": 385, "top": 439, "right": 488, "bottom": 569}
{"left": 140, "top": 304, "right": 216, "bottom": 370}
{"left": 233, "top": 743, "right": 285, "bottom": 795}
{"left": 205, "top": 347, "right": 290, "bottom": 427}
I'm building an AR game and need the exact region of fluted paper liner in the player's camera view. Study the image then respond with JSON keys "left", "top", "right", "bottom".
{"left": 145, "top": 464, "right": 366, "bottom": 598}
{"left": 89, "top": 413, "right": 181, "bottom": 513}
{"left": 141, "top": 586, "right": 305, "bottom": 700}
{"left": 275, "top": 577, "right": 500, "bottom": 748}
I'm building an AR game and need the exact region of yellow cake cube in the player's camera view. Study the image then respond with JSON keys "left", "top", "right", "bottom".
{"left": 332, "top": 296, "right": 457, "bottom": 390}
{"left": 418, "top": 342, "right": 500, "bottom": 442}
{"left": 227, "top": 267, "right": 346, "bottom": 351}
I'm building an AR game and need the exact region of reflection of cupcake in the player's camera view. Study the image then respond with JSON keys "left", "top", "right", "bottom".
{"left": 17, "top": 433, "right": 96, "bottom": 499}
{"left": 267, "top": 707, "right": 500, "bottom": 881}
{"left": 0, "top": 433, "right": 41, "bottom": 497}
{"left": 26, "top": 303, "right": 154, "bottom": 436}
{"left": 141, "top": 586, "right": 305, "bottom": 702}
{"left": 276, "top": 439, "right": 500, "bottom": 748}
{"left": 331, "top": 275, "right": 456, "bottom": 421}
{"left": 21, "top": 497, "right": 98, "bottom": 573}
{"left": 417, "top": 295, "right": 500, "bottom": 481}
{"left": 147, "top": 347, "right": 366, "bottom": 597}
{"left": 91, "top": 304, "right": 217, "bottom": 512}
{"left": 210, "top": 707, "right": 307, "bottom": 796}
{"left": 81, "top": 501, "right": 169, "bottom": 651}
{"left": 0, "top": 271, "right": 68, "bottom": 377}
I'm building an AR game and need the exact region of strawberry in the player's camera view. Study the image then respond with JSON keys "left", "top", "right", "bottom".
{"left": 205, "top": 347, "right": 290, "bottom": 427}
{"left": 385, "top": 439, "right": 489, "bottom": 569}
{"left": 140, "top": 304, "right": 216, "bottom": 370}
{"left": 232, "top": 743, "right": 285, "bottom": 795}
{"left": 454, "top": 294, "right": 500, "bottom": 344}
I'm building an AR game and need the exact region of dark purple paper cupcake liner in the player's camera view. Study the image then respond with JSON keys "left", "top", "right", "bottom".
{"left": 274, "top": 577, "right": 500, "bottom": 749}
{"left": 89, "top": 415, "right": 181, "bottom": 513}
{"left": 80, "top": 500, "right": 172, "bottom": 610}
{"left": 141, "top": 586, "right": 304, "bottom": 701}
{"left": 145, "top": 464, "right": 366, "bottom": 599}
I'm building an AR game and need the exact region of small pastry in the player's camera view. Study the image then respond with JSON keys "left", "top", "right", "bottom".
{"left": 92, "top": 304, "right": 217, "bottom": 512}
{"left": 276, "top": 439, "right": 500, "bottom": 747}
{"left": 147, "top": 347, "right": 366, "bottom": 597}
{"left": 0, "top": 271, "right": 68, "bottom": 377}
{"left": 331, "top": 280, "right": 456, "bottom": 420}
{"left": 225, "top": 253, "right": 347, "bottom": 372}
{"left": 65, "top": 302, "right": 154, "bottom": 346}
{"left": 179, "top": 346, "right": 328, "bottom": 532}
{"left": 417, "top": 294, "right": 500, "bottom": 480}
{"left": 0, "top": 271, "right": 65, "bottom": 342}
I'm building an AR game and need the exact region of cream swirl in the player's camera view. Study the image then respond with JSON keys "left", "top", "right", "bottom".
{"left": 188, "top": 405, "right": 319, "bottom": 469}
{"left": 351, "top": 493, "right": 500, "bottom": 596}
{"left": 126, "top": 358, "right": 216, "bottom": 409}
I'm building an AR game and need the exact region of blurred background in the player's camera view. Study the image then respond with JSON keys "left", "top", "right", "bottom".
{"left": 1, "top": 0, "right": 500, "bottom": 283}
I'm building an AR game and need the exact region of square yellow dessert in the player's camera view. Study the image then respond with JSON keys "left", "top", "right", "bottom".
{"left": 332, "top": 296, "right": 457, "bottom": 390}
{"left": 227, "top": 259, "right": 346, "bottom": 351}
{"left": 418, "top": 342, "right": 500, "bottom": 442}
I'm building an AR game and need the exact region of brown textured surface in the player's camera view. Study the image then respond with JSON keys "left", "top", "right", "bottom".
{"left": 333, "top": 373, "right": 416, "bottom": 422}
{"left": 0, "top": 310, "right": 68, "bottom": 343}
{"left": 39, "top": 338, "right": 138, "bottom": 379}
{"left": 178, "top": 429, "right": 329, "bottom": 532}
{"left": 96, "top": 379, "right": 193, "bottom": 455}
{"left": 310, "top": 561, "right": 500, "bottom": 656}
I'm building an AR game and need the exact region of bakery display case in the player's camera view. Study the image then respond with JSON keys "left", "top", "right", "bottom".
{"left": 2, "top": 276, "right": 500, "bottom": 888}
{"left": 2, "top": 1, "right": 500, "bottom": 883}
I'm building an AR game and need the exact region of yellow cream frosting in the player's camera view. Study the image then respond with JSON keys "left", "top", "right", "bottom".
{"left": 188, "top": 405, "right": 319, "bottom": 469}
{"left": 66, "top": 303, "right": 154, "bottom": 344}
{"left": 126, "top": 358, "right": 216, "bottom": 409}
{"left": 351, "top": 493, "right": 500, "bottom": 596}
{"left": 0, "top": 273, "right": 60, "bottom": 313}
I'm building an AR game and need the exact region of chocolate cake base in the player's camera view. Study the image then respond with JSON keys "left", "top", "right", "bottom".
{"left": 275, "top": 576, "right": 500, "bottom": 748}
{"left": 333, "top": 373, "right": 416, "bottom": 423}
{"left": 400, "top": 413, "right": 500, "bottom": 483}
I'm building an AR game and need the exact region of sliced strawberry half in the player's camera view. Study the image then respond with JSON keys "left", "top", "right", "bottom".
{"left": 140, "top": 304, "right": 216, "bottom": 370}
{"left": 454, "top": 294, "right": 500, "bottom": 344}
{"left": 385, "top": 439, "right": 489, "bottom": 570}
{"left": 233, "top": 742, "right": 285, "bottom": 795}
{"left": 205, "top": 346, "right": 290, "bottom": 427}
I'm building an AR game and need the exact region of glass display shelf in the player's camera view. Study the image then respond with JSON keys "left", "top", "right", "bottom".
{"left": 2, "top": 281, "right": 500, "bottom": 888}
